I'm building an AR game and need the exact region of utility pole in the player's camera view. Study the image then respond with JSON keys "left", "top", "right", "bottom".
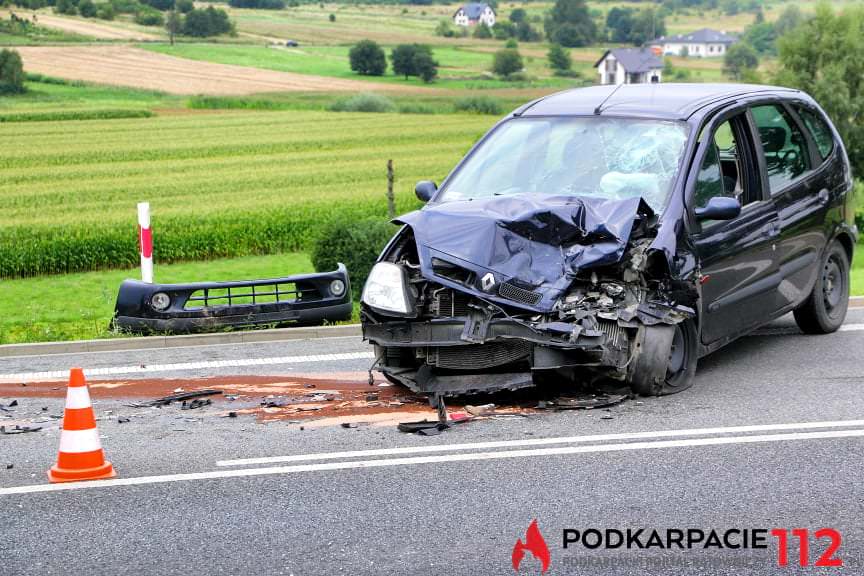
{"left": 386, "top": 159, "right": 395, "bottom": 219}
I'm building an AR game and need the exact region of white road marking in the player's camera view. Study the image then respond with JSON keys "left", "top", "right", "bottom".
{"left": 0, "top": 351, "right": 375, "bottom": 382}
{"left": 216, "top": 419, "right": 864, "bottom": 467}
{"left": 839, "top": 324, "right": 864, "bottom": 332}
{"left": 2, "top": 428, "right": 864, "bottom": 496}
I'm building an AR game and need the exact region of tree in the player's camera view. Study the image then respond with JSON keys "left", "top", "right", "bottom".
{"left": 509, "top": 7, "right": 526, "bottom": 23}
{"left": 78, "top": 0, "right": 96, "bottom": 17}
{"left": 0, "top": 48, "right": 25, "bottom": 95}
{"left": 328, "top": 13, "right": 335, "bottom": 22}
{"left": 349, "top": 40, "right": 386, "bottom": 76}
{"left": 606, "top": 6, "right": 633, "bottom": 43}
{"left": 723, "top": 42, "right": 758, "bottom": 80}
{"left": 412, "top": 48, "right": 438, "bottom": 83}
{"left": 165, "top": 8, "right": 181, "bottom": 45}
{"left": 181, "top": 6, "right": 233, "bottom": 37}
{"left": 515, "top": 21, "right": 541, "bottom": 42}
{"left": 492, "top": 47, "right": 523, "bottom": 78}
{"left": 547, "top": 43, "right": 571, "bottom": 73}
{"left": 435, "top": 19, "right": 455, "bottom": 38}
{"left": 54, "top": 0, "right": 76, "bottom": 15}
{"left": 774, "top": 4, "right": 803, "bottom": 36}
{"left": 742, "top": 21, "right": 776, "bottom": 54}
{"left": 544, "top": 0, "right": 596, "bottom": 47}
{"left": 774, "top": 4, "right": 864, "bottom": 176}
{"left": 629, "top": 7, "right": 664, "bottom": 45}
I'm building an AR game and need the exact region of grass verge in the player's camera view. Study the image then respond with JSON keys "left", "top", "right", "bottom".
{"left": 0, "top": 252, "right": 315, "bottom": 345}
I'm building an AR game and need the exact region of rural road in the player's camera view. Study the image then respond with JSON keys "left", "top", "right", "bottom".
{"left": 2, "top": 310, "right": 863, "bottom": 575}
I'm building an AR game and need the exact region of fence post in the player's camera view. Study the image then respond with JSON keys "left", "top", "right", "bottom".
{"left": 137, "top": 202, "right": 153, "bottom": 283}
{"left": 386, "top": 159, "right": 395, "bottom": 219}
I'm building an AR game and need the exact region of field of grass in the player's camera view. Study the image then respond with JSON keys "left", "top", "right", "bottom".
{"left": 0, "top": 252, "right": 314, "bottom": 344}
{"left": 0, "top": 76, "right": 179, "bottom": 114}
{"left": 0, "top": 107, "right": 496, "bottom": 278}
{"left": 143, "top": 42, "right": 578, "bottom": 90}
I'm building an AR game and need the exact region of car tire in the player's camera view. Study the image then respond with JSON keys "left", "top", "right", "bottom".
{"left": 793, "top": 242, "right": 850, "bottom": 335}
{"left": 629, "top": 319, "right": 697, "bottom": 396}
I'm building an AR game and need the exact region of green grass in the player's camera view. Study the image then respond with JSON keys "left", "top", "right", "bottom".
{"left": 853, "top": 248, "right": 864, "bottom": 298}
{"left": 0, "top": 77, "right": 180, "bottom": 114}
{"left": 142, "top": 42, "right": 576, "bottom": 90}
{"left": 0, "top": 108, "right": 496, "bottom": 278}
{"left": 0, "top": 252, "right": 314, "bottom": 344}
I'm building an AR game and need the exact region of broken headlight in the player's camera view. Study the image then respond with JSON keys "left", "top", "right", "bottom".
{"left": 362, "top": 263, "right": 412, "bottom": 314}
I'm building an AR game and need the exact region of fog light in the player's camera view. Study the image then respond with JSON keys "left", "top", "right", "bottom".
{"left": 329, "top": 279, "right": 346, "bottom": 297}
{"left": 150, "top": 292, "right": 171, "bottom": 311}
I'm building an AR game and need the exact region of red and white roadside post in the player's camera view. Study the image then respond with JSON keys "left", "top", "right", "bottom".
{"left": 137, "top": 202, "right": 153, "bottom": 283}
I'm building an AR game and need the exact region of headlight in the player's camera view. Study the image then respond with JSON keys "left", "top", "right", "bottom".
{"left": 362, "top": 263, "right": 411, "bottom": 314}
{"left": 329, "top": 279, "right": 346, "bottom": 297}
{"left": 150, "top": 292, "right": 171, "bottom": 311}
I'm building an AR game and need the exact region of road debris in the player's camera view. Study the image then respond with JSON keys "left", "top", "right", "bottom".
{"left": 117, "top": 417, "right": 131, "bottom": 424}
{"left": 181, "top": 399, "right": 212, "bottom": 410}
{"left": 543, "top": 393, "right": 627, "bottom": 410}
{"left": 128, "top": 389, "right": 223, "bottom": 408}
{"left": 465, "top": 404, "right": 496, "bottom": 416}
{"left": 397, "top": 420, "right": 449, "bottom": 434}
{"left": 1, "top": 424, "right": 43, "bottom": 434}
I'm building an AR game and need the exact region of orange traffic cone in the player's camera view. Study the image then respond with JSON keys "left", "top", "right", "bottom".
{"left": 48, "top": 368, "right": 116, "bottom": 483}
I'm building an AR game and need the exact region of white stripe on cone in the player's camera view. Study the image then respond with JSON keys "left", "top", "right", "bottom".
{"left": 64, "top": 386, "right": 93, "bottom": 410}
{"left": 58, "top": 429, "right": 103, "bottom": 454}
{"left": 138, "top": 202, "right": 153, "bottom": 284}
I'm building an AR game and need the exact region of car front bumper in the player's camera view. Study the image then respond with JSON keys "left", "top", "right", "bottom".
{"left": 114, "top": 264, "right": 352, "bottom": 334}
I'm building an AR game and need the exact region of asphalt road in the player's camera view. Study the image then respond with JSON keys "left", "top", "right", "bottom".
{"left": 2, "top": 310, "right": 864, "bottom": 575}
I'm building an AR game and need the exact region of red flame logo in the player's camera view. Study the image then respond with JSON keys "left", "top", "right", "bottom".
{"left": 512, "top": 519, "right": 551, "bottom": 573}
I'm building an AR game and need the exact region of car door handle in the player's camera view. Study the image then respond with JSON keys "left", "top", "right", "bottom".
{"left": 817, "top": 188, "right": 830, "bottom": 205}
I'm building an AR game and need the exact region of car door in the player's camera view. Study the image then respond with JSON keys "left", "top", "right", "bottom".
{"left": 751, "top": 102, "right": 834, "bottom": 310}
{"left": 688, "top": 109, "right": 782, "bottom": 345}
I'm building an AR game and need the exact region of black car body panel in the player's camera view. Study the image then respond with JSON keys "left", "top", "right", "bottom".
{"left": 114, "top": 264, "right": 352, "bottom": 333}
{"left": 361, "top": 84, "right": 857, "bottom": 396}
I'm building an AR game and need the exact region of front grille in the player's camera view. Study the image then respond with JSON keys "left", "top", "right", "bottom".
{"left": 184, "top": 282, "right": 319, "bottom": 310}
{"left": 498, "top": 282, "right": 542, "bottom": 306}
{"left": 431, "top": 341, "right": 530, "bottom": 370}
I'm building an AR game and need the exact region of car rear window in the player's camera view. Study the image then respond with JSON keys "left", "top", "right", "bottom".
{"left": 795, "top": 106, "right": 835, "bottom": 160}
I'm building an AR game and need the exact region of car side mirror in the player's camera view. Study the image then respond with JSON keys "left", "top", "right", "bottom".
{"left": 695, "top": 196, "right": 741, "bottom": 221}
{"left": 415, "top": 180, "right": 437, "bottom": 203}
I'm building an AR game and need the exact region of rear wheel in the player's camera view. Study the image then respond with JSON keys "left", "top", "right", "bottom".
{"left": 793, "top": 242, "right": 850, "bottom": 334}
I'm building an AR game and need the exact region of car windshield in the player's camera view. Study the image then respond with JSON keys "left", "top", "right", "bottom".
{"left": 438, "top": 116, "right": 689, "bottom": 212}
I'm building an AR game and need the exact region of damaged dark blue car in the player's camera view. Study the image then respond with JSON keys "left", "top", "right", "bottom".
{"left": 361, "top": 84, "right": 857, "bottom": 397}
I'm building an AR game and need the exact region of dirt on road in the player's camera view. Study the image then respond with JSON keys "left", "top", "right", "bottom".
{"left": 16, "top": 45, "right": 434, "bottom": 95}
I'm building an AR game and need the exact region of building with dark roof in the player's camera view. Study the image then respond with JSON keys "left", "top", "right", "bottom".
{"left": 594, "top": 48, "right": 663, "bottom": 85}
{"left": 651, "top": 28, "right": 739, "bottom": 58}
{"left": 453, "top": 2, "right": 496, "bottom": 27}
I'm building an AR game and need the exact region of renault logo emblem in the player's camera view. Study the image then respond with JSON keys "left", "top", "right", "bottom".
{"left": 481, "top": 272, "right": 496, "bottom": 291}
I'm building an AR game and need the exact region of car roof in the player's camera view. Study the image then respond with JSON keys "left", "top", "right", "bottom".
{"left": 516, "top": 83, "right": 804, "bottom": 121}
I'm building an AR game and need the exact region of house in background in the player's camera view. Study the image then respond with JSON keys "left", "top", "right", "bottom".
{"left": 650, "top": 28, "right": 739, "bottom": 58}
{"left": 595, "top": 48, "right": 663, "bottom": 85}
{"left": 453, "top": 3, "right": 496, "bottom": 27}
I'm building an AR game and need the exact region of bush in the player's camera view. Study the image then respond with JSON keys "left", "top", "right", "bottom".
{"left": 110, "top": 0, "right": 142, "bottom": 14}
{"left": 135, "top": 7, "right": 164, "bottom": 26}
{"left": 175, "top": 0, "right": 193, "bottom": 12}
{"left": 0, "top": 48, "right": 25, "bottom": 95}
{"left": 329, "top": 92, "right": 395, "bottom": 113}
{"left": 310, "top": 218, "right": 396, "bottom": 299}
{"left": 182, "top": 6, "right": 233, "bottom": 37}
{"left": 96, "top": 3, "right": 116, "bottom": 19}
{"left": 473, "top": 22, "right": 492, "bottom": 38}
{"left": 492, "top": 48, "right": 523, "bottom": 78}
{"left": 54, "top": 0, "right": 77, "bottom": 15}
{"left": 547, "top": 43, "right": 571, "bottom": 72}
{"left": 435, "top": 19, "right": 455, "bottom": 37}
{"left": 453, "top": 95, "right": 502, "bottom": 115}
{"left": 140, "top": 0, "right": 172, "bottom": 10}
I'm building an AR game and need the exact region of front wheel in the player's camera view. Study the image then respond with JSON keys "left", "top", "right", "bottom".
{"left": 629, "top": 319, "right": 698, "bottom": 396}
{"left": 793, "top": 242, "right": 850, "bottom": 334}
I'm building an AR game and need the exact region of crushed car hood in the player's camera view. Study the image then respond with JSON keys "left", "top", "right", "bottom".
{"left": 396, "top": 194, "right": 655, "bottom": 312}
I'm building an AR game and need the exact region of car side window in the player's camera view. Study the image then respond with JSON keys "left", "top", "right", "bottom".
{"left": 751, "top": 104, "right": 811, "bottom": 193}
{"left": 694, "top": 119, "right": 746, "bottom": 210}
{"left": 795, "top": 106, "right": 834, "bottom": 161}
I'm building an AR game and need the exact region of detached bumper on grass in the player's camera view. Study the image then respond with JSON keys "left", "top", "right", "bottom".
{"left": 113, "top": 264, "right": 352, "bottom": 334}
